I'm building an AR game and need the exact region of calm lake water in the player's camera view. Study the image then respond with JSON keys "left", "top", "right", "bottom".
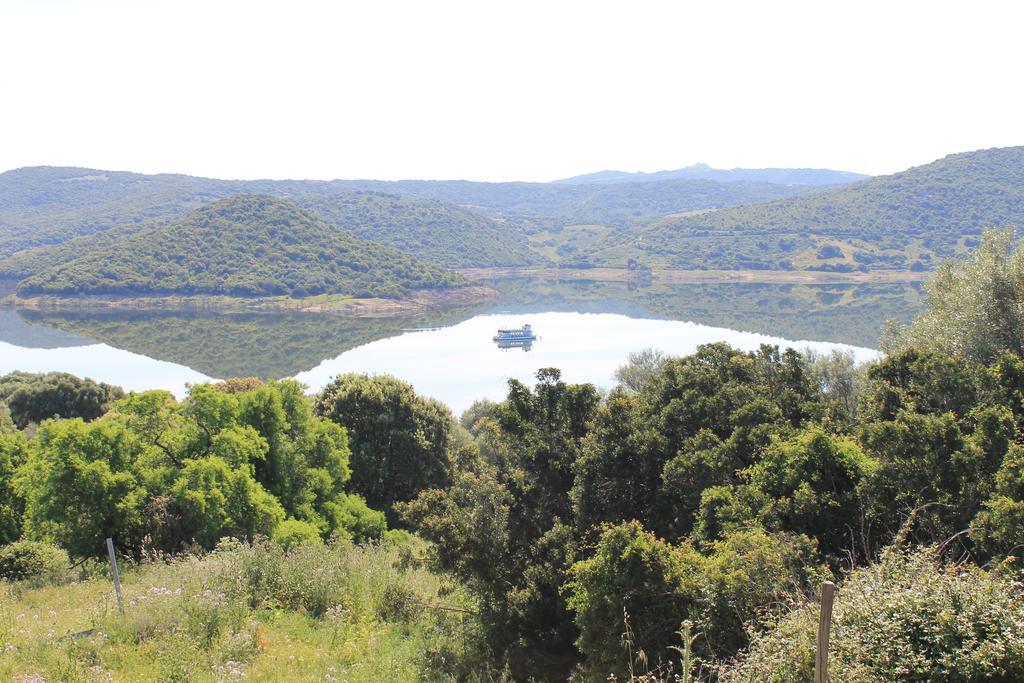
{"left": 0, "top": 279, "right": 924, "bottom": 414}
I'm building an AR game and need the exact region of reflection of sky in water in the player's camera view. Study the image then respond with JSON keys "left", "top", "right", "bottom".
{"left": 295, "top": 312, "right": 879, "bottom": 414}
{"left": 0, "top": 341, "right": 212, "bottom": 396}
{"left": 1, "top": 312, "right": 879, "bottom": 413}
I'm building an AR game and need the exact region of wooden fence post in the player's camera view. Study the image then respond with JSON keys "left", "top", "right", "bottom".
{"left": 106, "top": 537, "right": 123, "bottom": 614}
{"left": 815, "top": 580, "right": 835, "bottom": 683}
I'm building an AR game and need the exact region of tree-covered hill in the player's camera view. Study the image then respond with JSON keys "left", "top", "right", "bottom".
{"left": 0, "top": 189, "right": 537, "bottom": 279}
{"left": 0, "top": 166, "right": 820, "bottom": 263}
{"left": 292, "top": 191, "right": 537, "bottom": 267}
{"left": 15, "top": 195, "right": 463, "bottom": 297}
{"left": 0, "top": 167, "right": 239, "bottom": 258}
{"left": 592, "top": 146, "right": 1024, "bottom": 271}
{"left": 330, "top": 176, "right": 821, "bottom": 230}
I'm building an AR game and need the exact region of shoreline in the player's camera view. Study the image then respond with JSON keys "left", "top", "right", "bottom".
{"left": 460, "top": 266, "right": 932, "bottom": 285}
{"left": 1, "top": 285, "right": 497, "bottom": 316}
{"left": 0, "top": 266, "right": 929, "bottom": 315}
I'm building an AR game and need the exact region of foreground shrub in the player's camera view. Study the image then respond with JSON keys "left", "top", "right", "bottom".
{"left": 718, "top": 545, "right": 1024, "bottom": 682}
{"left": 272, "top": 518, "right": 322, "bottom": 550}
{"left": 325, "top": 492, "right": 387, "bottom": 542}
{"left": 566, "top": 522, "right": 820, "bottom": 677}
{"left": 0, "top": 540, "right": 69, "bottom": 584}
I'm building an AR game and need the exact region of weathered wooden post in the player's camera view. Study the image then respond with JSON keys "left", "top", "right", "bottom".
{"left": 106, "top": 537, "right": 123, "bottom": 614}
{"left": 815, "top": 580, "right": 835, "bottom": 683}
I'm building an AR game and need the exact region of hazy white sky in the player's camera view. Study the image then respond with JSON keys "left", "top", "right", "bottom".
{"left": 1, "top": 0, "right": 1021, "bottom": 182}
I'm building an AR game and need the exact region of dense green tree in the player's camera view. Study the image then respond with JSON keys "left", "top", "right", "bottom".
{"left": 403, "top": 370, "right": 600, "bottom": 674}
{"left": 16, "top": 418, "right": 148, "bottom": 558}
{"left": 573, "top": 343, "right": 822, "bottom": 540}
{"left": 166, "top": 456, "right": 284, "bottom": 548}
{"left": 315, "top": 374, "right": 455, "bottom": 515}
{"left": 11, "top": 380, "right": 373, "bottom": 557}
{"left": 0, "top": 371, "right": 124, "bottom": 429}
{"left": 0, "top": 432, "right": 27, "bottom": 544}
{"left": 737, "top": 427, "right": 876, "bottom": 557}
{"left": 566, "top": 521, "right": 820, "bottom": 676}
{"left": 566, "top": 521, "right": 697, "bottom": 675}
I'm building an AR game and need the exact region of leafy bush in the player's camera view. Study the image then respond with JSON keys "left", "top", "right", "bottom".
{"left": 566, "top": 522, "right": 820, "bottom": 677}
{"left": 718, "top": 545, "right": 1024, "bottom": 682}
{"left": 0, "top": 540, "right": 69, "bottom": 584}
{"left": 272, "top": 519, "right": 322, "bottom": 550}
{"left": 324, "top": 492, "right": 387, "bottom": 543}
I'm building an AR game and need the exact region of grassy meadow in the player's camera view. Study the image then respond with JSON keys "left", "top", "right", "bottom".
{"left": 0, "top": 538, "right": 485, "bottom": 682}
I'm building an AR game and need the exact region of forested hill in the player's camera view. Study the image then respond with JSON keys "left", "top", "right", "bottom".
{"left": 16, "top": 195, "right": 463, "bottom": 297}
{"left": 292, "top": 191, "right": 536, "bottom": 267}
{"left": 592, "top": 146, "right": 1024, "bottom": 271}
{"left": 327, "top": 176, "right": 821, "bottom": 229}
{"left": 0, "top": 166, "right": 822, "bottom": 262}
{"left": 0, "top": 188, "right": 536, "bottom": 279}
{"left": 0, "top": 167, "right": 239, "bottom": 258}
{"left": 554, "top": 163, "right": 868, "bottom": 186}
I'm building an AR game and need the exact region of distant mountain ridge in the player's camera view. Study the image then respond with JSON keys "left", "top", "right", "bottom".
{"left": 2, "top": 146, "right": 1021, "bottom": 280}
{"left": 555, "top": 163, "right": 868, "bottom": 186}
{"left": 589, "top": 146, "right": 1024, "bottom": 271}
{"left": 16, "top": 195, "right": 462, "bottom": 297}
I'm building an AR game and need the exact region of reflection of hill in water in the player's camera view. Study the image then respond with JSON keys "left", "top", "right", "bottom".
{"left": 17, "top": 306, "right": 484, "bottom": 379}
{"left": 14, "top": 279, "right": 924, "bottom": 379}
{"left": 0, "top": 309, "right": 95, "bottom": 349}
{"left": 480, "top": 278, "right": 926, "bottom": 348}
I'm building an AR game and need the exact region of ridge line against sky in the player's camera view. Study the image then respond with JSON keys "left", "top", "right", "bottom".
{"left": 1, "top": 0, "right": 1022, "bottom": 183}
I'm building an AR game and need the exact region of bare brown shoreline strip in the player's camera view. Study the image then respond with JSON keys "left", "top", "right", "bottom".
{"left": 1, "top": 285, "right": 498, "bottom": 316}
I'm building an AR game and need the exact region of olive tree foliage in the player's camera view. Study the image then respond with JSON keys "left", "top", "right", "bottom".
{"left": 614, "top": 347, "right": 667, "bottom": 392}
{"left": 801, "top": 348, "right": 865, "bottom": 415}
{"left": 884, "top": 228, "right": 1024, "bottom": 364}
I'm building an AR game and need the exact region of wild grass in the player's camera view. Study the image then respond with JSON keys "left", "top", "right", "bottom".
{"left": 0, "top": 537, "right": 490, "bottom": 682}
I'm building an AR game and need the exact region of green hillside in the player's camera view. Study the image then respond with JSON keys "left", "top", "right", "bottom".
{"left": 294, "top": 191, "right": 536, "bottom": 267}
{"left": 331, "top": 176, "right": 821, "bottom": 229}
{"left": 0, "top": 190, "right": 536, "bottom": 279}
{"left": 0, "top": 167, "right": 819, "bottom": 264}
{"left": 0, "top": 167, "right": 239, "bottom": 258}
{"left": 592, "top": 146, "right": 1024, "bottom": 271}
{"left": 16, "top": 195, "right": 463, "bottom": 297}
